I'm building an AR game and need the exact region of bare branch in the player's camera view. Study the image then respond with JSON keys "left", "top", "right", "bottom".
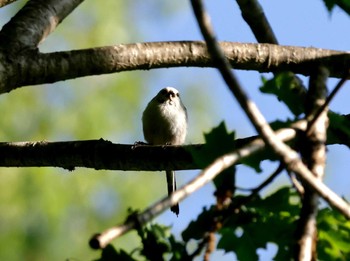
{"left": 0, "top": 0, "right": 18, "bottom": 8}
{"left": 296, "top": 66, "right": 329, "bottom": 261}
{"left": 236, "top": 0, "right": 308, "bottom": 103}
{"left": 0, "top": 140, "right": 199, "bottom": 171}
{"left": 0, "top": 0, "right": 84, "bottom": 53}
{"left": 307, "top": 70, "right": 349, "bottom": 135}
{"left": 0, "top": 41, "right": 349, "bottom": 92}
{"left": 190, "top": 0, "right": 350, "bottom": 220}
{"left": 0, "top": 112, "right": 349, "bottom": 169}
{"left": 236, "top": 0, "right": 278, "bottom": 44}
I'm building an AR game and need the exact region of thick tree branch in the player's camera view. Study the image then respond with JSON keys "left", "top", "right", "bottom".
{"left": 0, "top": 0, "right": 84, "bottom": 53}
{"left": 0, "top": 140, "right": 200, "bottom": 171}
{"left": 0, "top": 112, "right": 349, "bottom": 169}
{"left": 296, "top": 67, "right": 329, "bottom": 261}
{"left": 0, "top": 41, "right": 349, "bottom": 92}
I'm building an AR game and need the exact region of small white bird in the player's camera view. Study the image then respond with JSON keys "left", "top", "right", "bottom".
{"left": 142, "top": 87, "right": 188, "bottom": 216}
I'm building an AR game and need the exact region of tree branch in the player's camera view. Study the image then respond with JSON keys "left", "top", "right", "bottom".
{"left": 0, "top": 41, "right": 349, "bottom": 92}
{"left": 0, "top": 140, "right": 200, "bottom": 171}
{"left": 0, "top": 0, "right": 84, "bottom": 53}
{"left": 0, "top": 0, "right": 18, "bottom": 8}
{"left": 0, "top": 112, "right": 349, "bottom": 169}
{"left": 296, "top": 66, "right": 329, "bottom": 261}
{"left": 236, "top": 0, "right": 308, "bottom": 103}
{"left": 236, "top": 0, "right": 278, "bottom": 44}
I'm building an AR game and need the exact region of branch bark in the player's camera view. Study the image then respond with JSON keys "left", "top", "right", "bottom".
{"left": 236, "top": 0, "right": 278, "bottom": 44}
{"left": 0, "top": 113, "right": 349, "bottom": 169}
{"left": 296, "top": 67, "right": 329, "bottom": 261}
{"left": 0, "top": 0, "right": 84, "bottom": 53}
{"left": 0, "top": 41, "right": 349, "bottom": 92}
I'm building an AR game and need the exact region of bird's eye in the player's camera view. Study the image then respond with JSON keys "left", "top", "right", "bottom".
{"left": 176, "top": 93, "right": 180, "bottom": 97}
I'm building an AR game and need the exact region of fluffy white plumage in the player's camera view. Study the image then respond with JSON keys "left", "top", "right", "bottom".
{"left": 142, "top": 87, "right": 188, "bottom": 216}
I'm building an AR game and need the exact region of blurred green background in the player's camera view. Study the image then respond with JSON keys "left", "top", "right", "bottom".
{"left": 0, "top": 1, "right": 218, "bottom": 260}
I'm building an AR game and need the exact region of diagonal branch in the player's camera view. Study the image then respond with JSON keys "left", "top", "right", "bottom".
{"left": 190, "top": 0, "right": 350, "bottom": 219}
{"left": 0, "top": 0, "right": 84, "bottom": 53}
{"left": 0, "top": 41, "right": 349, "bottom": 92}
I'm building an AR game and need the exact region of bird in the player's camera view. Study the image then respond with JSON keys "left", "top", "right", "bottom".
{"left": 142, "top": 87, "right": 188, "bottom": 216}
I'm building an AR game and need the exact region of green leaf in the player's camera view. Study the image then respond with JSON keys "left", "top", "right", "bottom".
{"left": 191, "top": 121, "right": 236, "bottom": 168}
{"left": 137, "top": 223, "right": 171, "bottom": 260}
{"left": 219, "top": 227, "right": 259, "bottom": 261}
{"left": 323, "top": 0, "right": 350, "bottom": 15}
{"left": 218, "top": 187, "right": 300, "bottom": 259}
{"left": 182, "top": 207, "right": 215, "bottom": 242}
{"left": 327, "top": 112, "right": 350, "bottom": 146}
{"left": 136, "top": 223, "right": 188, "bottom": 261}
{"left": 323, "top": 0, "right": 336, "bottom": 11}
{"left": 317, "top": 208, "right": 350, "bottom": 260}
{"left": 260, "top": 72, "right": 306, "bottom": 117}
{"left": 95, "top": 245, "right": 137, "bottom": 261}
{"left": 190, "top": 122, "right": 237, "bottom": 189}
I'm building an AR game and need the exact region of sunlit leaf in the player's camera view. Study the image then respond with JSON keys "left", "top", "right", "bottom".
{"left": 318, "top": 208, "right": 350, "bottom": 260}
{"left": 260, "top": 72, "right": 306, "bottom": 117}
{"left": 218, "top": 187, "right": 300, "bottom": 259}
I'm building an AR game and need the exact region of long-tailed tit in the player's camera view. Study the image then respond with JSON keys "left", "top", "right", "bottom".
{"left": 142, "top": 87, "right": 188, "bottom": 216}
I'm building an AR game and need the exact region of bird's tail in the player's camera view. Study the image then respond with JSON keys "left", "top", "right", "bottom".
{"left": 166, "top": 170, "right": 179, "bottom": 216}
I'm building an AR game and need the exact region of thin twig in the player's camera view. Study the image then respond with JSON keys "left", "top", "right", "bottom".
{"left": 250, "top": 163, "right": 284, "bottom": 194}
{"left": 288, "top": 172, "right": 305, "bottom": 196}
{"left": 236, "top": 163, "right": 284, "bottom": 193}
{"left": 307, "top": 70, "right": 349, "bottom": 136}
{"left": 190, "top": 0, "right": 350, "bottom": 219}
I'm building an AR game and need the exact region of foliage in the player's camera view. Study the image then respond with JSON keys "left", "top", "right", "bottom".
{"left": 260, "top": 72, "right": 306, "bottom": 117}
{"left": 317, "top": 207, "right": 350, "bottom": 260}
{"left": 323, "top": 0, "right": 350, "bottom": 15}
{"left": 96, "top": 187, "right": 350, "bottom": 260}
{"left": 0, "top": 2, "right": 158, "bottom": 261}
